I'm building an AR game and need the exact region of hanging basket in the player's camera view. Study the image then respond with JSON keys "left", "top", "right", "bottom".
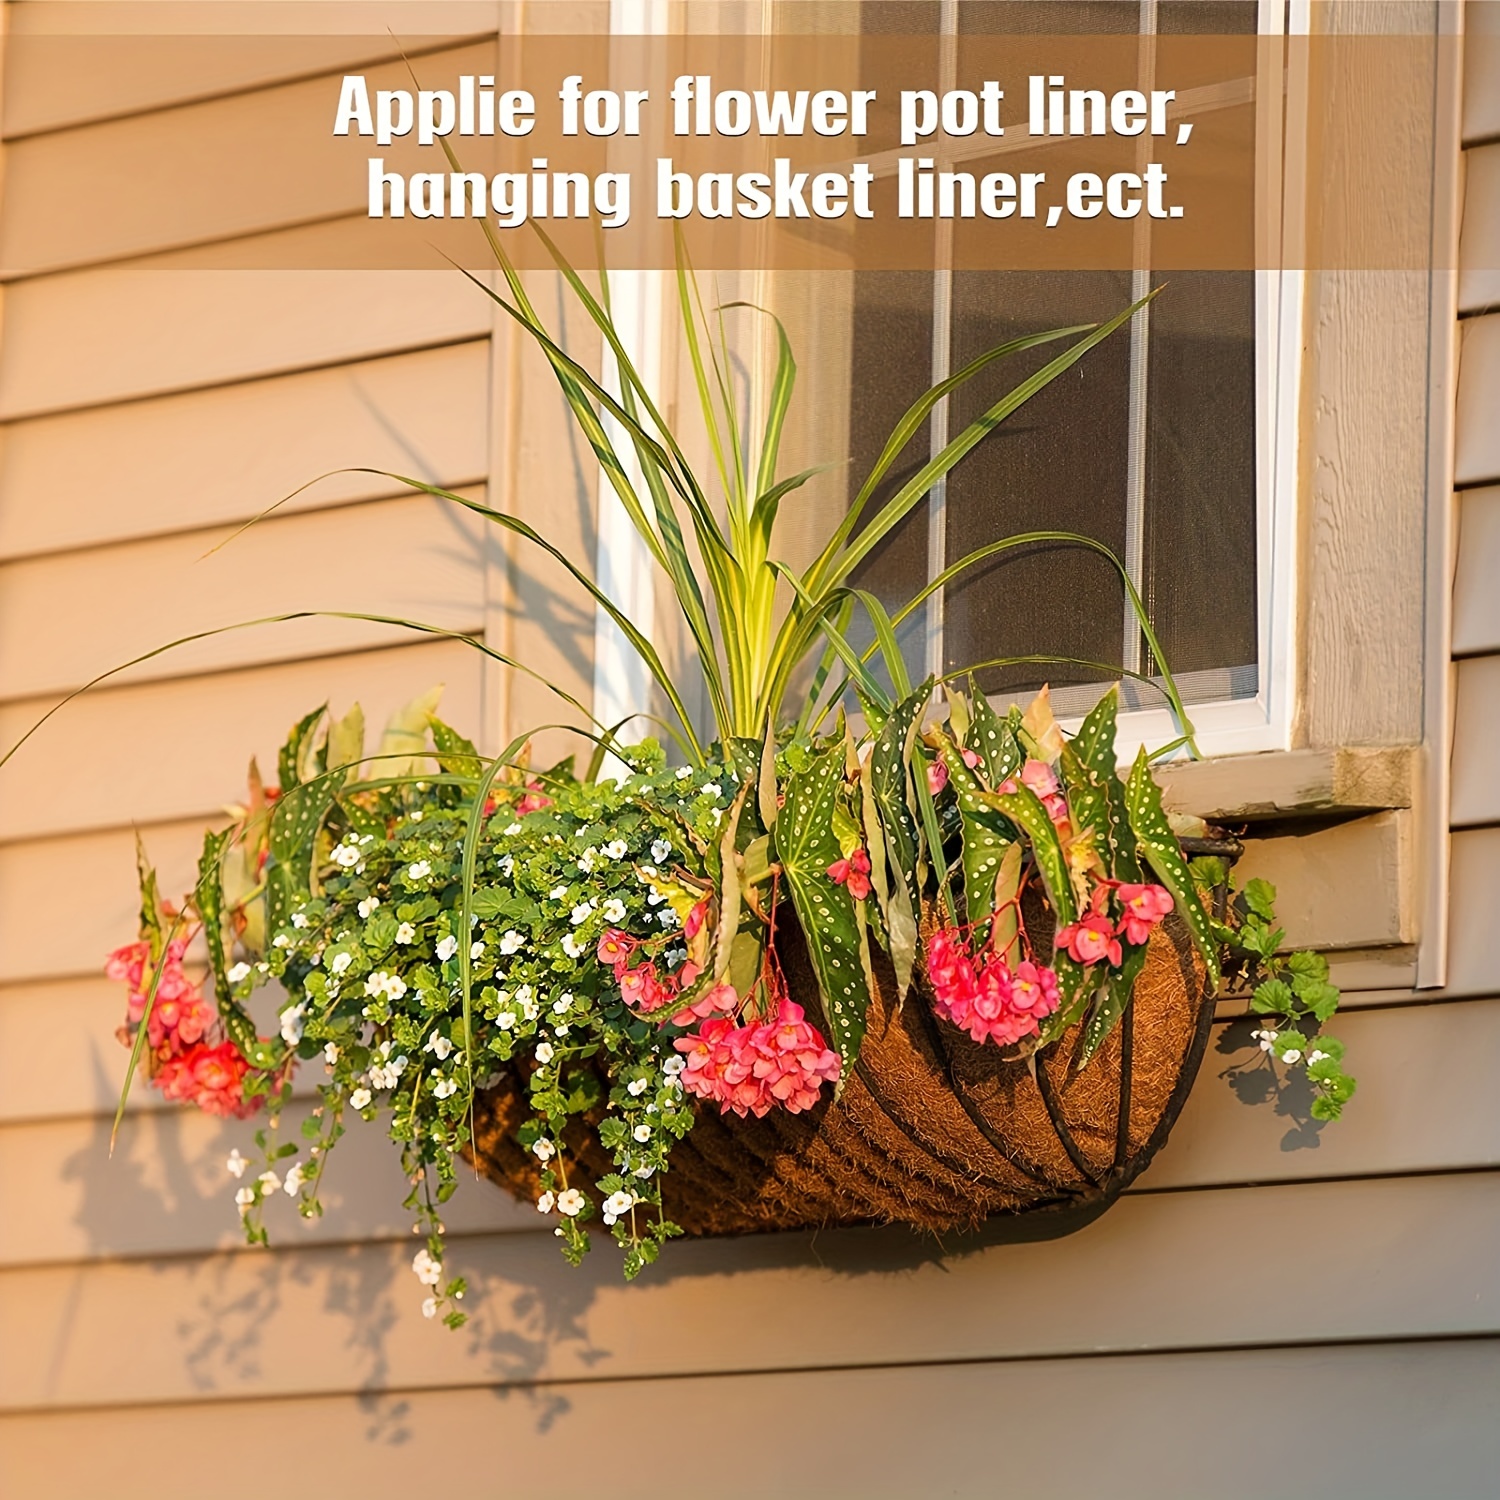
{"left": 467, "top": 902, "right": 1215, "bottom": 1239}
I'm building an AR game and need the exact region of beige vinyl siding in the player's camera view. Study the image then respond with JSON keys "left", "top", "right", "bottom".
{"left": 0, "top": 8, "right": 1493, "bottom": 1499}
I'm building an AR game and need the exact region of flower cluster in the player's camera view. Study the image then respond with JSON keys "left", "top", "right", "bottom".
{"left": 598, "top": 928, "right": 843, "bottom": 1118}
{"left": 1055, "top": 882, "right": 1175, "bottom": 969}
{"left": 107, "top": 937, "right": 255, "bottom": 1118}
{"left": 926, "top": 928, "right": 1062, "bottom": 1047}
{"left": 675, "top": 993, "right": 841, "bottom": 1117}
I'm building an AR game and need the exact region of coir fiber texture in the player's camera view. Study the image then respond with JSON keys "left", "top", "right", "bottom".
{"left": 466, "top": 910, "right": 1213, "bottom": 1237}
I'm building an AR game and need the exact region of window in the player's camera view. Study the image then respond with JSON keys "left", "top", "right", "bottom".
{"left": 817, "top": 0, "right": 1300, "bottom": 756}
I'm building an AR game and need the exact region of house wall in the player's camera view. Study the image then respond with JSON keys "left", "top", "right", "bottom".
{"left": 2, "top": 5, "right": 1499, "bottom": 1498}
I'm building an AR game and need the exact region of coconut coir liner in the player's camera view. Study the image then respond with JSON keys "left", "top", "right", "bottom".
{"left": 467, "top": 909, "right": 1211, "bottom": 1237}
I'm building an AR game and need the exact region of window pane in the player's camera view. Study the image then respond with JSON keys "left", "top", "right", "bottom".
{"left": 844, "top": 270, "right": 936, "bottom": 677}
{"left": 1141, "top": 270, "right": 1258, "bottom": 683}
{"left": 942, "top": 270, "right": 1134, "bottom": 697}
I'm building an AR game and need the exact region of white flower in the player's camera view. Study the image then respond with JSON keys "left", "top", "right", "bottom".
{"left": 470, "top": 940, "right": 486, "bottom": 961}
{"left": 633, "top": 1164, "right": 655, "bottom": 1179}
{"left": 424, "top": 1034, "right": 454, "bottom": 1060}
{"left": 498, "top": 854, "right": 515, "bottom": 877}
{"left": 604, "top": 839, "right": 629, "bottom": 860}
{"left": 412, "top": 1248, "right": 443, "bottom": 1286}
{"left": 497, "top": 1011, "right": 517, "bottom": 1030}
{"left": 561, "top": 933, "right": 586, "bottom": 959}
{"left": 702, "top": 782, "right": 722, "bottom": 798}
{"left": 1307, "top": 1049, "right": 1330, "bottom": 1066}
{"left": 272, "top": 934, "right": 290, "bottom": 949}
{"left": 235, "top": 1187, "right": 256, "bottom": 1211}
{"left": 603, "top": 1190, "right": 635, "bottom": 1217}
{"left": 532, "top": 1138, "right": 556, "bottom": 1161}
{"left": 534, "top": 1042, "right": 555, "bottom": 1065}
{"left": 422, "top": 1296, "right": 439, "bottom": 1319}
{"left": 663, "top": 1055, "right": 686, "bottom": 1076}
{"left": 332, "top": 843, "right": 362, "bottom": 868}
{"left": 358, "top": 896, "right": 381, "bottom": 919}
{"left": 570, "top": 902, "right": 594, "bottom": 926}
{"left": 407, "top": 861, "right": 432, "bottom": 880}
{"left": 503, "top": 822, "right": 522, "bottom": 836}
{"left": 226, "top": 1149, "right": 248, "bottom": 1178}
{"left": 657, "top": 908, "right": 679, "bottom": 928}
{"left": 554, "top": 1023, "right": 570, "bottom": 1036}
{"left": 324, "top": 1041, "right": 339, "bottom": 1065}
{"left": 550, "top": 885, "right": 568, "bottom": 901}
{"left": 291, "top": 912, "right": 310, "bottom": 929}
{"left": 633, "top": 1124, "right": 652, "bottom": 1142}
{"left": 283, "top": 1163, "right": 305, "bottom": 1196}
{"left": 258, "top": 1170, "right": 281, "bottom": 1194}
{"left": 364, "top": 971, "right": 407, "bottom": 1001}
{"left": 556, "top": 1188, "right": 586, "bottom": 1217}
{"left": 602, "top": 898, "right": 627, "bottom": 924}
{"left": 651, "top": 839, "right": 672, "bottom": 864}
{"left": 396, "top": 922, "right": 417, "bottom": 944}
{"left": 433, "top": 1078, "right": 458, "bottom": 1100}
{"left": 227, "top": 961, "right": 252, "bottom": 984}
{"left": 1253, "top": 1029, "right": 1278, "bottom": 1053}
{"left": 1280, "top": 1048, "right": 1303, "bottom": 1065}
{"left": 536, "top": 1191, "right": 556, "bottom": 1213}
{"left": 675, "top": 765, "right": 693, "bottom": 780}
{"left": 410, "top": 810, "right": 424, "bottom": 823}
{"left": 499, "top": 930, "right": 524, "bottom": 955}
{"left": 552, "top": 995, "right": 572, "bottom": 1016}
{"left": 627, "top": 1078, "right": 649, "bottom": 1097}
{"left": 330, "top": 951, "right": 354, "bottom": 976}
{"left": 350, "top": 1087, "right": 373, "bottom": 1110}
{"left": 436, "top": 935, "right": 459, "bottom": 962}
{"left": 279, "top": 1004, "right": 306, "bottom": 1045}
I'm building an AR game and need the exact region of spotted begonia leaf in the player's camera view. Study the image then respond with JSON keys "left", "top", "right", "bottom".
{"left": 196, "top": 826, "right": 259, "bottom": 1061}
{"left": 965, "top": 688, "right": 1022, "bottom": 788}
{"left": 870, "top": 683, "right": 927, "bottom": 912}
{"left": 982, "top": 780, "right": 1079, "bottom": 929}
{"left": 776, "top": 743, "right": 869, "bottom": 1080}
{"left": 1124, "top": 747, "right": 1220, "bottom": 988}
{"left": 1080, "top": 940, "right": 1150, "bottom": 1066}
{"left": 936, "top": 732, "right": 1016, "bottom": 939}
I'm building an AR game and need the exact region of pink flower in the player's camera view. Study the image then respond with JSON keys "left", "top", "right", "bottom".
{"left": 619, "top": 963, "right": 673, "bottom": 1014}
{"left": 155, "top": 1041, "right": 258, "bottom": 1119}
{"left": 683, "top": 899, "right": 710, "bottom": 942}
{"left": 1009, "top": 960, "right": 1061, "bottom": 1018}
{"left": 105, "top": 940, "right": 151, "bottom": 990}
{"left": 515, "top": 780, "right": 552, "bottom": 816}
{"left": 596, "top": 928, "right": 638, "bottom": 973}
{"left": 1117, "top": 883, "right": 1174, "bottom": 945}
{"left": 1055, "top": 913, "right": 1123, "bottom": 969}
{"left": 926, "top": 929, "right": 1062, "bottom": 1048}
{"left": 147, "top": 986, "right": 214, "bottom": 1053}
{"left": 962, "top": 747, "right": 983, "bottom": 771}
{"left": 926, "top": 759, "right": 949, "bottom": 796}
{"left": 674, "top": 999, "right": 839, "bottom": 1118}
{"left": 108, "top": 937, "right": 199, "bottom": 1030}
{"left": 827, "top": 848, "right": 872, "bottom": 901}
{"left": 1019, "top": 758, "right": 1060, "bottom": 799}
{"left": 668, "top": 981, "right": 740, "bottom": 1029}
{"left": 927, "top": 927, "right": 980, "bottom": 1009}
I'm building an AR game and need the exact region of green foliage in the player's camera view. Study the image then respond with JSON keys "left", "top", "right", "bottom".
{"left": 776, "top": 743, "right": 869, "bottom": 1076}
{"left": 1124, "top": 749, "right": 1220, "bottom": 989}
{"left": 1221, "top": 879, "right": 1357, "bottom": 1123}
